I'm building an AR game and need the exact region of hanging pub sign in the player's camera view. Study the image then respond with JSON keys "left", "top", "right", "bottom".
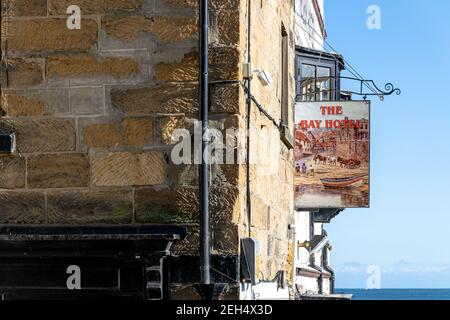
{"left": 294, "top": 101, "right": 370, "bottom": 209}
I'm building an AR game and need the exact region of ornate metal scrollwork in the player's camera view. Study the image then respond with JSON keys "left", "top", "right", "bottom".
{"left": 340, "top": 76, "right": 401, "bottom": 101}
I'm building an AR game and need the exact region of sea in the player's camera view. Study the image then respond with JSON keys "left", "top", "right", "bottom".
{"left": 335, "top": 289, "right": 450, "bottom": 300}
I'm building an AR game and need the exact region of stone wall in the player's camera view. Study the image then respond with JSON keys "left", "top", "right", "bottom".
{"left": 1, "top": 0, "right": 239, "bottom": 226}
{"left": 1, "top": 0, "right": 295, "bottom": 299}
{"left": 244, "top": 0, "right": 296, "bottom": 284}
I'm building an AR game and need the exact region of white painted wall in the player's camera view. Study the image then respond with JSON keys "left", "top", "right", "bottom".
{"left": 293, "top": 211, "right": 311, "bottom": 267}
{"left": 240, "top": 283, "right": 290, "bottom": 300}
{"left": 293, "top": 211, "right": 320, "bottom": 295}
{"left": 295, "top": 275, "right": 319, "bottom": 295}
{"left": 322, "top": 278, "right": 331, "bottom": 295}
{"left": 294, "top": 0, "right": 325, "bottom": 50}
{"left": 313, "top": 222, "right": 323, "bottom": 236}
{"left": 314, "top": 251, "right": 323, "bottom": 267}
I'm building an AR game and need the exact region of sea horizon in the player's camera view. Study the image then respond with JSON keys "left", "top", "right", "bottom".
{"left": 335, "top": 288, "right": 450, "bottom": 300}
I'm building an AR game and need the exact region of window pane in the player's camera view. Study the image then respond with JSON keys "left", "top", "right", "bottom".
{"left": 317, "top": 66, "right": 331, "bottom": 101}
{"left": 300, "top": 64, "right": 315, "bottom": 101}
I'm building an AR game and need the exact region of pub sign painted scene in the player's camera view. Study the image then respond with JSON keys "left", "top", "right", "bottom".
{"left": 294, "top": 101, "right": 370, "bottom": 209}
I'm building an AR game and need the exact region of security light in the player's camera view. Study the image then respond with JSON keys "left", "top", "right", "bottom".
{"left": 242, "top": 63, "right": 273, "bottom": 86}
{"left": 257, "top": 70, "right": 273, "bottom": 86}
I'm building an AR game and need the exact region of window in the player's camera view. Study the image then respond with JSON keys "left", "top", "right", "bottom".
{"left": 296, "top": 47, "right": 343, "bottom": 102}
{"left": 300, "top": 64, "right": 315, "bottom": 101}
{"left": 298, "top": 63, "right": 334, "bottom": 102}
{"left": 317, "top": 66, "right": 331, "bottom": 101}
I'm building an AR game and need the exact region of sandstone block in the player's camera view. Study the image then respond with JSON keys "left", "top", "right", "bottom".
{"left": 1, "top": 93, "right": 45, "bottom": 117}
{"left": 135, "top": 185, "right": 239, "bottom": 224}
{"left": 0, "top": 156, "right": 26, "bottom": 189}
{"left": 83, "top": 123, "right": 122, "bottom": 148}
{"left": 47, "top": 55, "right": 139, "bottom": 77}
{"left": 91, "top": 152, "right": 166, "bottom": 187}
{"left": 163, "top": 0, "right": 240, "bottom": 10}
{"left": 155, "top": 48, "right": 241, "bottom": 82}
{"left": 0, "top": 119, "right": 76, "bottom": 153}
{"left": 0, "top": 58, "right": 44, "bottom": 87}
{"left": 103, "top": 15, "right": 197, "bottom": 43}
{"left": 6, "top": 19, "right": 98, "bottom": 52}
{"left": 157, "top": 116, "right": 187, "bottom": 145}
{"left": 135, "top": 186, "right": 199, "bottom": 224}
{"left": 47, "top": 190, "right": 133, "bottom": 224}
{"left": 27, "top": 153, "right": 90, "bottom": 188}
{"left": 111, "top": 83, "right": 198, "bottom": 115}
{"left": 48, "top": 0, "right": 144, "bottom": 14}
{"left": 123, "top": 117, "right": 153, "bottom": 147}
{"left": 210, "top": 83, "right": 244, "bottom": 114}
{"left": 217, "top": 10, "right": 242, "bottom": 45}
{"left": 0, "top": 191, "right": 45, "bottom": 224}
{"left": 1, "top": 0, "right": 47, "bottom": 16}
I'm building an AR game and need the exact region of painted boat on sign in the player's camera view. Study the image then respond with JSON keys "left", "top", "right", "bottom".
{"left": 320, "top": 176, "right": 364, "bottom": 189}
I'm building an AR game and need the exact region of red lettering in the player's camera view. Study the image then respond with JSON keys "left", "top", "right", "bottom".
{"left": 333, "top": 120, "right": 342, "bottom": 129}
{"left": 320, "top": 105, "right": 343, "bottom": 115}
{"left": 299, "top": 120, "right": 322, "bottom": 129}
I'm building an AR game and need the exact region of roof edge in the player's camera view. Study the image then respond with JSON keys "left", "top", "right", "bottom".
{"left": 312, "top": 0, "right": 327, "bottom": 39}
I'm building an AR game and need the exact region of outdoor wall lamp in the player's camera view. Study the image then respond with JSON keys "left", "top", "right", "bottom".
{"left": 242, "top": 63, "right": 273, "bottom": 86}
{"left": 298, "top": 241, "right": 311, "bottom": 249}
{"left": 256, "top": 69, "right": 273, "bottom": 86}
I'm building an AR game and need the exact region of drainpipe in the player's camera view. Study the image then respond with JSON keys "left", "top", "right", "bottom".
{"left": 196, "top": 0, "right": 230, "bottom": 301}
{"left": 199, "top": 0, "right": 211, "bottom": 294}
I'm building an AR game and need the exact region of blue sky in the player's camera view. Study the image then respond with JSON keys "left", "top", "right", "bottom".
{"left": 324, "top": 0, "right": 450, "bottom": 288}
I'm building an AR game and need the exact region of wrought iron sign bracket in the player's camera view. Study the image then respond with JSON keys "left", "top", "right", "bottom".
{"left": 340, "top": 76, "right": 401, "bottom": 101}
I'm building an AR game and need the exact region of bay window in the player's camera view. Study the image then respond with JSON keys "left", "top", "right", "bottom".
{"left": 296, "top": 47, "right": 344, "bottom": 102}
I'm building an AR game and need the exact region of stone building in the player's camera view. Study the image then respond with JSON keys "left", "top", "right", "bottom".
{"left": 292, "top": 0, "right": 348, "bottom": 298}
{"left": 0, "top": 0, "right": 297, "bottom": 299}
